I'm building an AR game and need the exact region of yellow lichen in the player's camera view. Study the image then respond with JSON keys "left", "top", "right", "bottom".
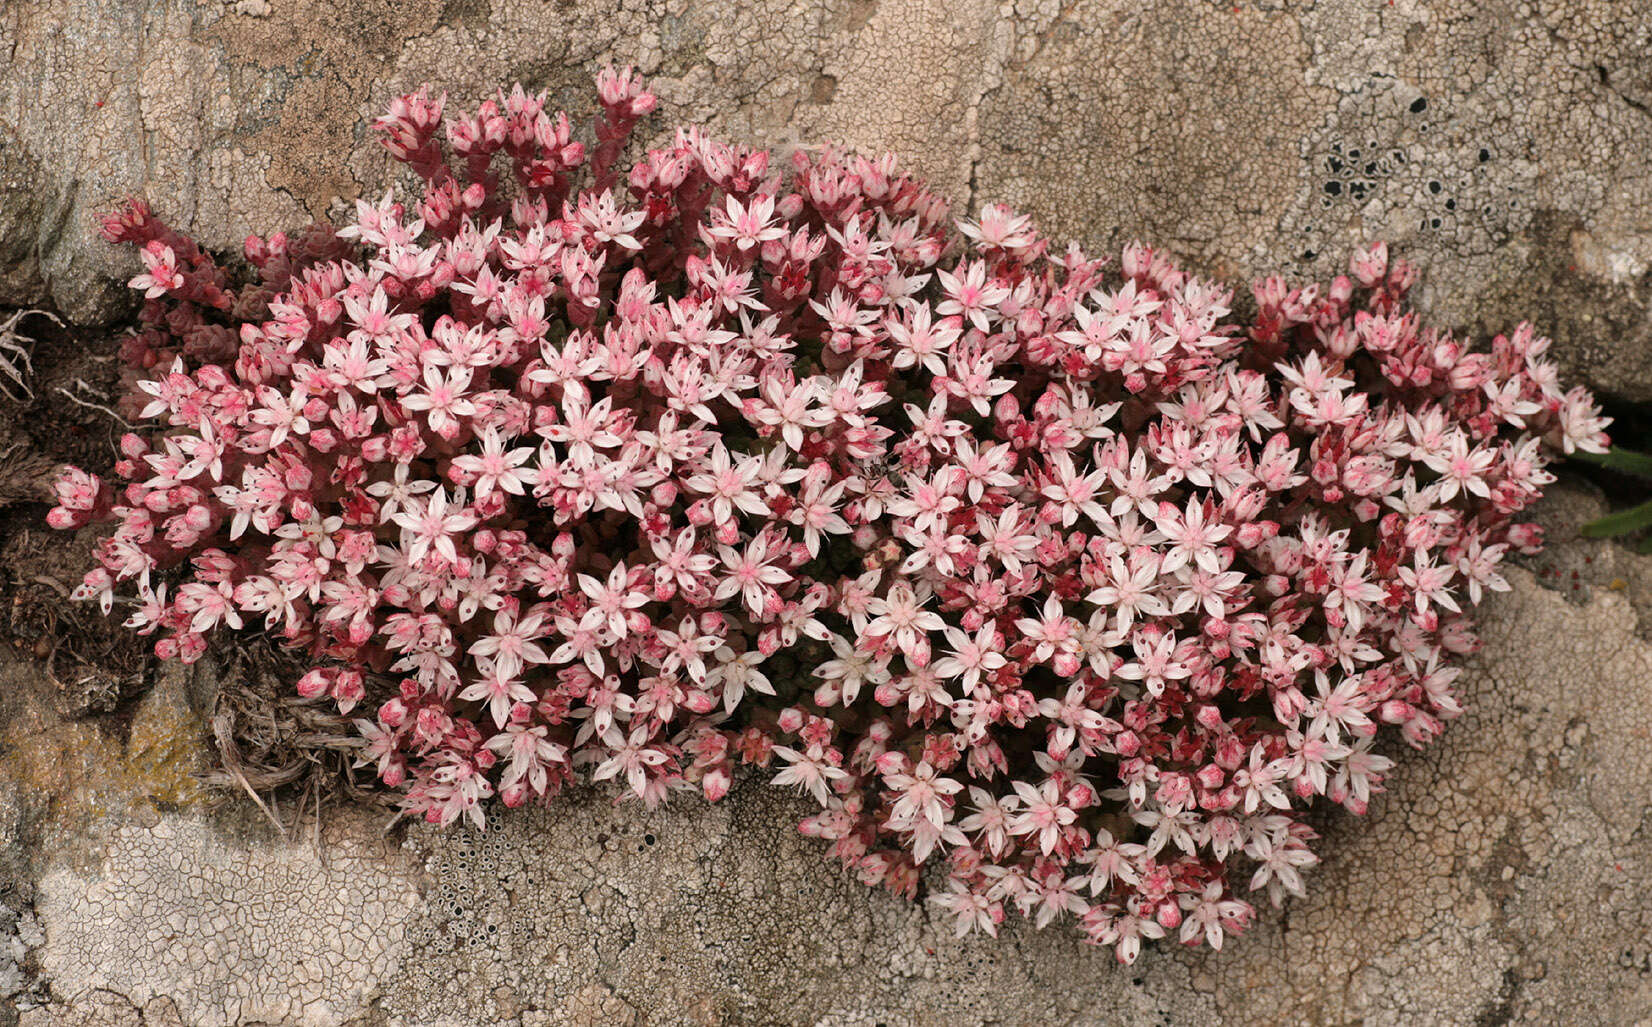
{"left": 0, "top": 679, "right": 205, "bottom": 827}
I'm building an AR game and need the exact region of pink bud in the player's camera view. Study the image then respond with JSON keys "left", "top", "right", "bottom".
{"left": 1155, "top": 902, "right": 1182, "bottom": 930}
{"left": 333, "top": 669, "right": 365, "bottom": 704}
{"left": 1194, "top": 705, "right": 1225, "bottom": 732}
{"left": 874, "top": 750, "right": 908, "bottom": 776}
{"left": 296, "top": 668, "right": 333, "bottom": 698}
{"left": 177, "top": 633, "right": 208, "bottom": 664}
{"left": 703, "top": 765, "right": 732, "bottom": 802}
{"left": 1379, "top": 700, "right": 1413, "bottom": 724}
{"left": 381, "top": 760, "right": 406, "bottom": 788}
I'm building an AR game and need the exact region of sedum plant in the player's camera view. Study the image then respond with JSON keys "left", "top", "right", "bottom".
{"left": 47, "top": 68, "right": 1608, "bottom": 962}
{"left": 1573, "top": 446, "right": 1652, "bottom": 550}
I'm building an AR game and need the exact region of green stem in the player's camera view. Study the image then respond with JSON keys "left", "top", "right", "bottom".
{"left": 1570, "top": 447, "right": 1652, "bottom": 480}
{"left": 1580, "top": 497, "right": 1652, "bottom": 539}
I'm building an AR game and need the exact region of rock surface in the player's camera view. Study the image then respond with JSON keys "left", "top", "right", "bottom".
{"left": 0, "top": 0, "right": 1650, "bottom": 397}
{"left": 0, "top": 488, "right": 1649, "bottom": 1026}
{"left": 1, "top": 2, "right": 1651, "bottom": 1023}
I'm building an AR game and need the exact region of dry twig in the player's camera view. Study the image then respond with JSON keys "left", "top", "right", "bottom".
{"left": 0, "top": 308, "right": 61, "bottom": 401}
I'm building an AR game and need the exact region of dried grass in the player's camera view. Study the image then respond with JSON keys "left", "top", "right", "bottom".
{"left": 200, "top": 640, "right": 396, "bottom": 834}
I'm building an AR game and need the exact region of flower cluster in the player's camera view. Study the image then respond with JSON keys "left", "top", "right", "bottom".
{"left": 50, "top": 69, "right": 1608, "bottom": 961}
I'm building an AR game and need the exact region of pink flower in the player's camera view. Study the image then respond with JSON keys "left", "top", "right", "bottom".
{"left": 467, "top": 604, "right": 551, "bottom": 679}
{"left": 770, "top": 744, "right": 848, "bottom": 805}
{"left": 933, "top": 624, "right": 1007, "bottom": 694}
{"left": 706, "top": 194, "right": 786, "bottom": 252}
{"left": 400, "top": 364, "right": 476, "bottom": 438}
{"left": 683, "top": 444, "right": 770, "bottom": 522}
{"left": 936, "top": 261, "right": 1009, "bottom": 332}
{"left": 1007, "top": 779, "right": 1077, "bottom": 856}
{"left": 886, "top": 305, "right": 960, "bottom": 377}
{"left": 450, "top": 428, "right": 538, "bottom": 497}
{"left": 713, "top": 533, "right": 792, "bottom": 616}
{"left": 591, "top": 724, "right": 672, "bottom": 801}
{"left": 129, "top": 240, "right": 184, "bottom": 297}
{"left": 864, "top": 581, "right": 945, "bottom": 658}
{"left": 576, "top": 562, "right": 651, "bottom": 638}
{"left": 391, "top": 486, "right": 477, "bottom": 563}
{"left": 457, "top": 658, "right": 539, "bottom": 729}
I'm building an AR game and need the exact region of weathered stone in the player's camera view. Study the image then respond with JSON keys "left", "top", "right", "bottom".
{"left": 1, "top": 1, "right": 1649, "bottom": 396}
{"left": 1, "top": 2, "right": 1650, "bottom": 1022}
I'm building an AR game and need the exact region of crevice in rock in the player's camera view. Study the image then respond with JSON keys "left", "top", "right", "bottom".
{"left": 1595, "top": 63, "right": 1651, "bottom": 118}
